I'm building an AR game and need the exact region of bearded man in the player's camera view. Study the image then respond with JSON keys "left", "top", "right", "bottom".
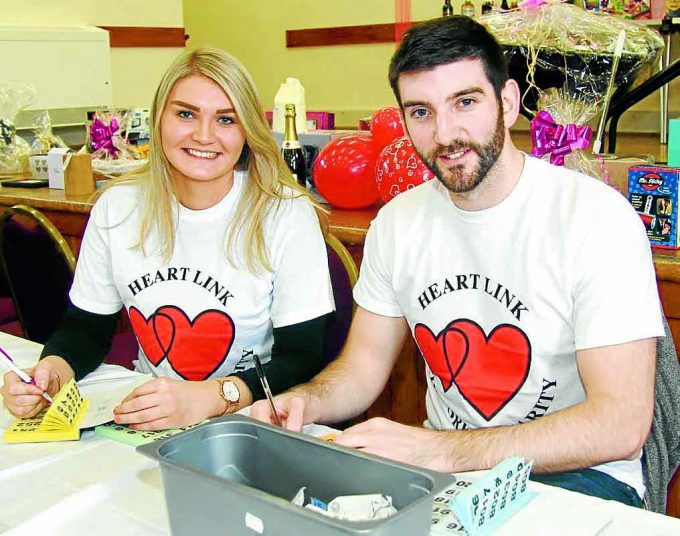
{"left": 253, "top": 15, "right": 663, "bottom": 507}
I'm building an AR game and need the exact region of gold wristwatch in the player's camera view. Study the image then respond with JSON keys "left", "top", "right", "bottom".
{"left": 216, "top": 379, "right": 240, "bottom": 415}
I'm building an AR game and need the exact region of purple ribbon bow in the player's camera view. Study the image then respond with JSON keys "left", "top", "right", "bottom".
{"left": 530, "top": 110, "right": 592, "bottom": 166}
{"left": 518, "top": 0, "right": 547, "bottom": 8}
{"left": 90, "top": 117, "right": 120, "bottom": 157}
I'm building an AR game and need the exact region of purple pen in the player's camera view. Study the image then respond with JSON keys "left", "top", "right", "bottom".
{"left": 0, "top": 346, "right": 53, "bottom": 403}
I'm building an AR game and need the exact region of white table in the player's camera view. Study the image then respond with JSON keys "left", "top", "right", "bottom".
{"left": 1, "top": 332, "right": 679, "bottom": 535}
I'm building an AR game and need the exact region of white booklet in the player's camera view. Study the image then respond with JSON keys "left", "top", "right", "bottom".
{"left": 78, "top": 364, "right": 151, "bottom": 429}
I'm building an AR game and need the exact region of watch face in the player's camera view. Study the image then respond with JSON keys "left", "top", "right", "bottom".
{"left": 222, "top": 381, "right": 240, "bottom": 403}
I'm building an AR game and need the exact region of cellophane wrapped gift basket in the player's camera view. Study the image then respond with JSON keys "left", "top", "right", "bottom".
{"left": 85, "top": 110, "right": 147, "bottom": 182}
{"left": 479, "top": 0, "right": 663, "bottom": 180}
{"left": 0, "top": 83, "right": 36, "bottom": 175}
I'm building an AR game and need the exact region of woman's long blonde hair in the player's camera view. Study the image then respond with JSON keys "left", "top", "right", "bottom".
{"left": 111, "top": 46, "right": 324, "bottom": 272}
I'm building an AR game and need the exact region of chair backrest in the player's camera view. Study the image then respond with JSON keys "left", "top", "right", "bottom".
{"left": 323, "top": 234, "right": 359, "bottom": 365}
{"left": 0, "top": 205, "right": 76, "bottom": 344}
{"left": 643, "top": 314, "right": 680, "bottom": 517}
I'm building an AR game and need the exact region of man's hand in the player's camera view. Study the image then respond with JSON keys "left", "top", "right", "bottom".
{"left": 336, "top": 417, "right": 452, "bottom": 472}
{"left": 1, "top": 355, "right": 73, "bottom": 419}
{"left": 253, "top": 307, "right": 409, "bottom": 429}
{"left": 251, "top": 393, "right": 307, "bottom": 432}
{"left": 331, "top": 336, "right": 658, "bottom": 475}
{"left": 113, "top": 377, "right": 223, "bottom": 431}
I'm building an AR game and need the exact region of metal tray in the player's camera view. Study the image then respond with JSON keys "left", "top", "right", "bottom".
{"left": 138, "top": 415, "right": 455, "bottom": 535}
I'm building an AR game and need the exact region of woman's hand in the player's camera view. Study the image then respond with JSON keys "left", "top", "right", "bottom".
{"left": 113, "top": 377, "right": 227, "bottom": 431}
{"left": 1, "top": 355, "right": 74, "bottom": 419}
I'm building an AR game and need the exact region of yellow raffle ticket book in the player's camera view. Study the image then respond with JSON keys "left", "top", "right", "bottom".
{"left": 3, "top": 378, "right": 90, "bottom": 443}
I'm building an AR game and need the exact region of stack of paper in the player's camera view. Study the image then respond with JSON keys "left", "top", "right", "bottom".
{"left": 2, "top": 364, "right": 150, "bottom": 443}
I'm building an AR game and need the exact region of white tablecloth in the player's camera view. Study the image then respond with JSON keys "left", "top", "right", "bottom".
{"left": 1, "top": 332, "right": 679, "bottom": 535}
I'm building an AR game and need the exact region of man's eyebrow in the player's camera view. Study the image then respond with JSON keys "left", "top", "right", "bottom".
{"left": 402, "top": 87, "right": 486, "bottom": 108}
{"left": 446, "top": 87, "right": 485, "bottom": 101}
{"left": 402, "top": 99, "right": 427, "bottom": 109}
{"left": 168, "top": 100, "right": 236, "bottom": 114}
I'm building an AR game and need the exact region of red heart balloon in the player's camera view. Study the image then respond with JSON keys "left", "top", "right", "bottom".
{"left": 370, "top": 107, "right": 405, "bottom": 148}
{"left": 313, "top": 134, "right": 381, "bottom": 209}
{"left": 375, "top": 137, "right": 434, "bottom": 203}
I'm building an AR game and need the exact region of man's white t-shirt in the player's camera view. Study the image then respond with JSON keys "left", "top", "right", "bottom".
{"left": 70, "top": 171, "right": 334, "bottom": 382}
{"left": 354, "top": 156, "right": 663, "bottom": 496}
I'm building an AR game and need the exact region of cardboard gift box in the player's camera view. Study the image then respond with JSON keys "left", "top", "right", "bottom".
{"left": 47, "top": 149, "right": 95, "bottom": 196}
{"left": 583, "top": 153, "right": 654, "bottom": 196}
{"left": 628, "top": 165, "right": 680, "bottom": 249}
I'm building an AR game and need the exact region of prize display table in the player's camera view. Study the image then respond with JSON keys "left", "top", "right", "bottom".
{"left": 0, "top": 332, "right": 679, "bottom": 535}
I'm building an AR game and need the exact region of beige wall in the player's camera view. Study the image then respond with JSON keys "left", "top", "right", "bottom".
{"left": 2, "top": 0, "right": 185, "bottom": 108}
{"left": 184, "top": 1, "right": 678, "bottom": 132}
{"left": 183, "top": 0, "right": 442, "bottom": 127}
{"left": 7, "top": 1, "right": 674, "bottom": 130}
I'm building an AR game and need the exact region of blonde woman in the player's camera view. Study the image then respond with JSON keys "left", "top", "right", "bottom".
{"left": 1, "top": 47, "right": 334, "bottom": 430}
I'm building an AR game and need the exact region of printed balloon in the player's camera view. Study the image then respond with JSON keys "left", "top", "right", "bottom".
{"left": 375, "top": 136, "right": 434, "bottom": 203}
{"left": 313, "top": 135, "right": 381, "bottom": 209}
{"left": 369, "top": 107, "right": 405, "bottom": 148}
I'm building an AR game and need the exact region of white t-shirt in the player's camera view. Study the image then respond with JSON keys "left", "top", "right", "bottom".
{"left": 71, "top": 171, "right": 334, "bottom": 382}
{"left": 354, "top": 156, "right": 663, "bottom": 495}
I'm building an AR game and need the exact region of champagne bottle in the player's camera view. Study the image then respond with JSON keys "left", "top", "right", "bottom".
{"left": 462, "top": 0, "right": 475, "bottom": 16}
{"left": 281, "top": 103, "right": 307, "bottom": 188}
{"left": 442, "top": 0, "right": 454, "bottom": 16}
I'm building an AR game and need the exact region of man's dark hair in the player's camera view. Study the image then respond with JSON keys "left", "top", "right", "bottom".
{"left": 388, "top": 16, "right": 509, "bottom": 106}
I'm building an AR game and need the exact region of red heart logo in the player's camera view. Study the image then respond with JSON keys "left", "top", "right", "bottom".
{"left": 415, "top": 319, "right": 531, "bottom": 421}
{"left": 129, "top": 306, "right": 176, "bottom": 366}
{"left": 414, "top": 323, "right": 467, "bottom": 391}
{"left": 129, "top": 305, "right": 235, "bottom": 381}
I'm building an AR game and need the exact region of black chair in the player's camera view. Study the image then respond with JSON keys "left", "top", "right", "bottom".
{"left": 643, "top": 314, "right": 680, "bottom": 517}
{"left": 320, "top": 234, "right": 359, "bottom": 430}
{"left": 0, "top": 204, "right": 139, "bottom": 368}
{"left": 0, "top": 253, "right": 20, "bottom": 336}
{"left": 0, "top": 205, "right": 75, "bottom": 344}
{"left": 323, "top": 233, "right": 359, "bottom": 365}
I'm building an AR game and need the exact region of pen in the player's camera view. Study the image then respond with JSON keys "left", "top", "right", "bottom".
{"left": 0, "top": 347, "right": 53, "bottom": 403}
{"left": 252, "top": 354, "right": 283, "bottom": 427}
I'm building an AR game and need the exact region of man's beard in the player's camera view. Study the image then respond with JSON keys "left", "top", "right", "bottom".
{"left": 418, "top": 106, "right": 505, "bottom": 194}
